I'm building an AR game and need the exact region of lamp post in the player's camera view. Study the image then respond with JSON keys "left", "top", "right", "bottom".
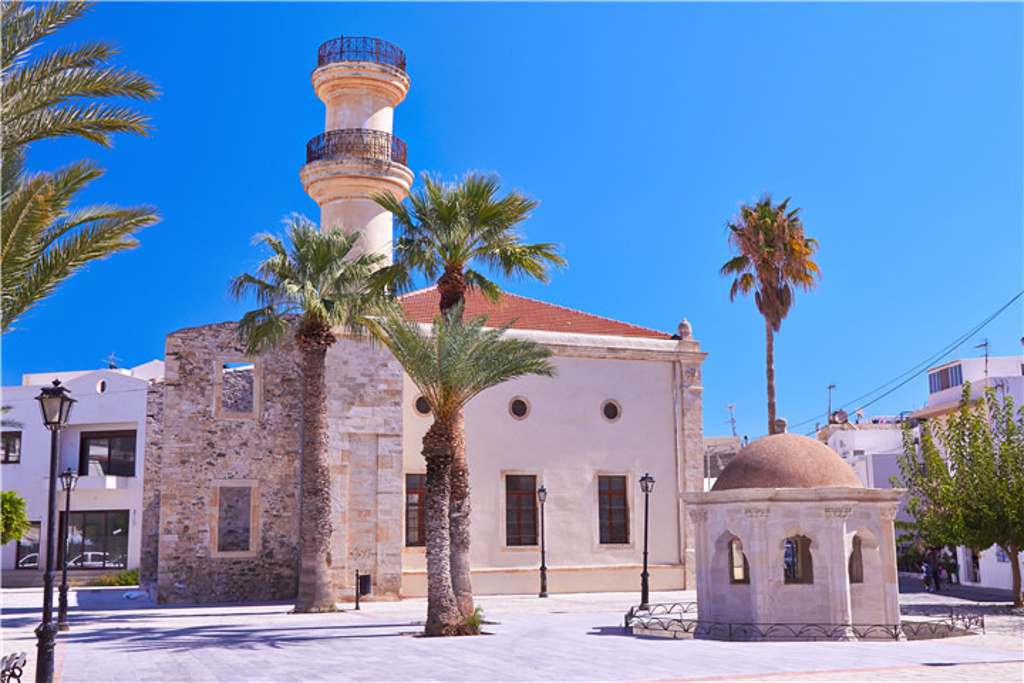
{"left": 57, "top": 468, "right": 79, "bottom": 631}
{"left": 35, "top": 380, "right": 75, "bottom": 683}
{"left": 639, "top": 472, "right": 655, "bottom": 611}
{"left": 537, "top": 485, "right": 548, "bottom": 598}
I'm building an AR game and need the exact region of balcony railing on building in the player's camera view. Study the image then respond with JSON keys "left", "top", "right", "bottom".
{"left": 317, "top": 36, "right": 406, "bottom": 71}
{"left": 306, "top": 129, "right": 408, "bottom": 167}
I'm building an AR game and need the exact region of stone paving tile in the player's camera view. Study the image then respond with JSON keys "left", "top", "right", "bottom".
{"left": 2, "top": 585, "right": 1021, "bottom": 682}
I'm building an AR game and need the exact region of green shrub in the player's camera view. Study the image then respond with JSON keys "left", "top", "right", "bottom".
{"left": 88, "top": 568, "right": 139, "bottom": 587}
{"left": 1, "top": 490, "right": 30, "bottom": 545}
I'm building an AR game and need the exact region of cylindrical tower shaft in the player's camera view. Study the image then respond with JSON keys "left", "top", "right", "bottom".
{"left": 300, "top": 37, "right": 413, "bottom": 263}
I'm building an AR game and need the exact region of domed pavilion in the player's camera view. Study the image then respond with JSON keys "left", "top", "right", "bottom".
{"left": 681, "top": 422, "right": 905, "bottom": 640}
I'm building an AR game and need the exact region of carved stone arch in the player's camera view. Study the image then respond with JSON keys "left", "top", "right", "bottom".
{"left": 712, "top": 529, "right": 750, "bottom": 584}
{"left": 849, "top": 526, "right": 880, "bottom": 585}
{"left": 777, "top": 525, "right": 815, "bottom": 584}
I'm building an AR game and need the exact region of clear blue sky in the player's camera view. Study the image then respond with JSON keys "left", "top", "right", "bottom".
{"left": 3, "top": 2, "right": 1022, "bottom": 441}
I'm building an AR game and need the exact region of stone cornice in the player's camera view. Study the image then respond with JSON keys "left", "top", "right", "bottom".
{"left": 682, "top": 487, "right": 905, "bottom": 506}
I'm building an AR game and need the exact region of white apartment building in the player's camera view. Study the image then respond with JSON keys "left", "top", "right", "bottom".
{"left": 819, "top": 354, "right": 1023, "bottom": 593}
{"left": 1, "top": 361, "right": 163, "bottom": 585}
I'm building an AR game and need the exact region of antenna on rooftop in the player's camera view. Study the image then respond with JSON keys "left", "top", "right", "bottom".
{"left": 103, "top": 352, "right": 122, "bottom": 369}
{"left": 725, "top": 403, "right": 737, "bottom": 437}
{"left": 827, "top": 383, "right": 836, "bottom": 423}
{"left": 975, "top": 338, "right": 989, "bottom": 377}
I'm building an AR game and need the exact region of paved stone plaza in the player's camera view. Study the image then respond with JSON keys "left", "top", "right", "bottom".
{"left": 2, "top": 579, "right": 1021, "bottom": 682}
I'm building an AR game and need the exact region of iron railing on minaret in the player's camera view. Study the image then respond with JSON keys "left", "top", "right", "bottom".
{"left": 305, "top": 129, "right": 408, "bottom": 166}
{"left": 317, "top": 37, "right": 406, "bottom": 71}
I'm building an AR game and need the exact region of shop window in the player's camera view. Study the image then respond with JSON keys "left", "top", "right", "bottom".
{"left": 2, "top": 431, "right": 21, "bottom": 464}
{"left": 79, "top": 431, "right": 136, "bottom": 477}
{"left": 505, "top": 474, "right": 537, "bottom": 546}
{"left": 730, "top": 538, "right": 750, "bottom": 584}
{"left": 405, "top": 473, "right": 426, "bottom": 547}
{"left": 784, "top": 535, "right": 814, "bottom": 584}
{"left": 598, "top": 475, "right": 629, "bottom": 544}
{"left": 16, "top": 522, "right": 40, "bottom": 569}
{"left": 849, "top": 535, "right": 864, "bottom": 583}
{"left": 59, "top": 510, "right": 128, "bottom": 569}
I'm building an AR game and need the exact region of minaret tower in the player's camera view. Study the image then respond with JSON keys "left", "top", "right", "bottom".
{"left": 300, "top": 37, "right": 413, "bottom": 263}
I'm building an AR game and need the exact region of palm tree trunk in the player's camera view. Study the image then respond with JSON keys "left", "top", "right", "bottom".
{"left": 765, "top": 318, "right": 777, "bottom": 435}
{"left": 449, "top": 411, "right": 474, "bottom": 616}
{"left": 422, "top": 418, "right": 463, "bottom": 636}
{"left": 437, "top": 277, "right": 475, "bottom": 617}
{"left": 295, "top": 339, "right": 336, "bottom": 613}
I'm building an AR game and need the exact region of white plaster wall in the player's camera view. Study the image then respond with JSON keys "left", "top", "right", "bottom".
{"left": 1, "top": 369, "right": 152, "bottom": 574}
{"left": 400, "top": 350, "right": 688, "bottom": 592}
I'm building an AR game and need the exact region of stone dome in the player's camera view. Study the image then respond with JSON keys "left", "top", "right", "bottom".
{"left": 711, "top": 432, "right": 863, "bottom": 491}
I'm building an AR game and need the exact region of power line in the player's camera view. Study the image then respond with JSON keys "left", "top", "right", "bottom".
{"left": 794, "top": 288, "right": 1023, "bottom": 432}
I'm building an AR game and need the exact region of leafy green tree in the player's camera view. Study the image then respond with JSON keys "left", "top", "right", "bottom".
{"left": 720, "top": 195, "right": 820, "bottom": 435}
{"left": 895, "top": 384, "right": 1024, "bottom": 607}
{"left": 229, "top": 216, "right": 386, "bottom": 612}
{"left": 364, "top": 303, "right": 554, "bottom": 635}
{"left": 1, "top": 490, "right": 30, "bottom": 546}
{"left": 1, "top": 0, "right": 159, "bottom": 334}
{"left": 373, "top": 171, "right": 565, "bottom": 615}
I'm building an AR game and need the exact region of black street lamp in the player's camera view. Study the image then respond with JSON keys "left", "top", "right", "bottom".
{"left": 639, "top": 472, "right": 655, "bottom": 611}
{"left": 35, "top": 380, "right": 75, "bottom": 683}
{"left": 537, "top": 485, "right": 548, "bottom": 598}
{"left": 57, "top": 468, "right": 79, "bottom": 632}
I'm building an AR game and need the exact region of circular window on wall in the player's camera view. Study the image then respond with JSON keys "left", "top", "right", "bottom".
{"left": 95, "top": 379, "right": 107, "bottom": 394}
{"left": 508, "top": 397, "right": 530, "bottom": 420}
{"left": 601, "top": 400, "right": 621, "bottom": 422}
{"left": 414, "top": 396, "right": 431, "bottom": 416}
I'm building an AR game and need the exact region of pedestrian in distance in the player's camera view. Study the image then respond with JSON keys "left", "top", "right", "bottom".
{"left": 922, "top": 562, "right": 932, "bottom": 592}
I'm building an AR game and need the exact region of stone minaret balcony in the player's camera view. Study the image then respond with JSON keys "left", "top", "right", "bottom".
{"left": 300, "top": 37, "right": 413, "bottom": 263}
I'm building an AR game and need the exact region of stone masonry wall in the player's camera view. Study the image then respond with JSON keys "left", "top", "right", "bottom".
{"left": 140, "top": 378, "right": 164, "bottom": 595}
{"left": 154, "top": 321, "right": 303, "bottom": 604}
{"left": 325, "top": 335, "right": 404, "bottom": 599}
{"left": 149, "top": 321, "right": 404, "bottom": 604}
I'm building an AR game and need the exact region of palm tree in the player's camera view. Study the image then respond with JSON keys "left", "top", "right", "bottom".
{"left": 229, "top": 216, "right": 386, "bottom": 613}
{"left": 720, "top": 195, "right": 820, "bottom": 435}
{"left": 372, "top": 171, "right": 566, "bottom": 615}
{"left": 1, "top": 1, "right": 160, "bottom": 334}
{"left": 364, "top": 303, "right": 554, "bottom": 635}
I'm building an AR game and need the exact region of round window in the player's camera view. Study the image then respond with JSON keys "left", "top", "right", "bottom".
{"left": 601, "top": 400, "right": 621, "bottom": 422}
{"left": 509, "top": 397, "right": 530, "bottom": 420}
{"left": 95, "top": 380, "right": 107, "bottom": 394}
{"left": 414, "top": 396, "right": 431, "bottom": 416}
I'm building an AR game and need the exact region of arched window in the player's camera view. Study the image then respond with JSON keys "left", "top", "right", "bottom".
{"left": 848, "top": 535, "right": 864, "bottom": 583}
{"left": 729, "top": 538, "right": 750, "bottom": 584}
{"left": 783, "top": 535, "right": 814, "bottom": 584}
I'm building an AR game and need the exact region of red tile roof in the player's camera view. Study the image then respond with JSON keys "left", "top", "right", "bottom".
{"left": 399, "top": 288, "right": 672, "bottom": 340}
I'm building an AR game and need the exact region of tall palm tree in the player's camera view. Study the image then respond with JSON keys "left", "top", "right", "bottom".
{"left": 364, "top": 303, "right": 554, "bottom": 635}
{"left": 720, "top": 195, "right": 820, "bottom": 435}
{"left": 372, "top": 171, "right": 566, "bottom": 615}
{"left": 229, "top": 216, "right": 386, "bottom": 613}
{"left": 1, "top": 1, "right": 160, "bottom": 334}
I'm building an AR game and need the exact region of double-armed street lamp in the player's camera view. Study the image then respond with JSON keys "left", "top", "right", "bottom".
{"left": 35, "top": 380, "right": 75, "bottom": 683}
{"left": 639, "top": 473, "right": 655, "bottom": 611}
{"left": 537, "top": 485, "right": 548, "bottom": 598}
{"left": 57, "top": 468, "right": 79, "bottom": 631}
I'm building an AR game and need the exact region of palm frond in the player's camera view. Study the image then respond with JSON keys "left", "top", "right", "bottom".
{"left": 229, "top": 216, "right": 390, "bottom": 355}
{"left": 371, "top": 170, "right": 565, "bottom": 311}
{"left": 365, "top": 301, "right": 555, "bottom": 420}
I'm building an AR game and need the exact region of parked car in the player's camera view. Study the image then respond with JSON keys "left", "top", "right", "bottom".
{"left": 67, "top": 552, "right": 111, "bottom": 568}
{"left": 17, "top": 553, "right": 38, "bottom": 568}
